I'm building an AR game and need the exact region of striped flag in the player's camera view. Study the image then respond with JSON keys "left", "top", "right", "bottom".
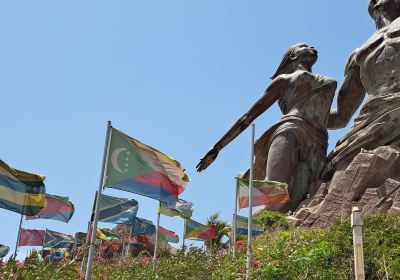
{"left": 96, "top": 194, "right": 138, "bottom": 224}
{"left": 237, "top": 178, "right": 289, "bottom": 209}
{"left": 25, "top": 194, "right": 74, "bottom": 223}
{"left": 18, "top": 229, "right": 45, "bottom": 246}
{"left": 0, "top": 244, "right": 10, "bottom": 258}
{"left": 96, "top": 228, "right": 121, "bottom": 241}
{"left": 158, "top": 226, "right": 179, "bottom": 244}
{"left": 43, "top": 229, "right": 73, "bottom": 248}
{"left": 104, "top": 127, "right": 189, "bottom": 207}
{"left": 235, "top": 215, "right": 264, "bottom": 236}
{"left": 185, "top": 219, "right": 216, "bottom": 240}
{"left": 0, "top": 160, "right": 46, "bottom": 216}
{"left": 159, "top": 199, "right": 194, "bottom": 219}
{"left": 50, "top": 248, "right": 68, "bottom": 260}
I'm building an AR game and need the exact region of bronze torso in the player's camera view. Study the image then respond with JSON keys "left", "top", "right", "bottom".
{"left": 356, "top": 17, "right": 400, "bottom": 96}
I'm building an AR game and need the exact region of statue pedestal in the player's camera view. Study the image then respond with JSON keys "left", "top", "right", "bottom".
{"left": 290, "top": 145, "right": 400, "bottom": 228}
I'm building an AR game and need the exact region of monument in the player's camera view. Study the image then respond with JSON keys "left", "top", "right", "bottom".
{"left": 197, "top": 43, "right": 337, "bottom": 212}
{"left": 198, "top": 0, "right": 400, "bottom": 226}
{"left": 292, "top": 0, "right": 400, "bottom": 227}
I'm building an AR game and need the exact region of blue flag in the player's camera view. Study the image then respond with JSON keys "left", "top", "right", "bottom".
{"left": 97, "top": 194, "right": 138, "bottom": 224}
{"left": 132, "top": 217, "right": 156, "bottom": 235}
{"left": 0, "top": 244, "right": 10, "bottom": 258}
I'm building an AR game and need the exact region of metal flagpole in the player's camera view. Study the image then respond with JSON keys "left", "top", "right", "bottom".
{"left": 182, "top": 219, "right": 187, "bottom": 251}
{"left": 121, "top": 225, "right": 127, "bottom": 258}
{"left": 232, "top": 174, "right": 240, "bottom": 259}
{"left": 85, "top": 121, "right": 112, "bottom": 280}
{"left": 14, "top": 214, "right": 23, "bottom": 256}
{"left": 80, "top": 221, "right": 91, "bottom": 273}
{"left": 246, "top": 124, "right": 255, "bottom": 279}
{"left": 152, "top": 207, "right": 161, "bottom": 272}
{"left": 42, "top": 229, "right": 47, "bottom": 260}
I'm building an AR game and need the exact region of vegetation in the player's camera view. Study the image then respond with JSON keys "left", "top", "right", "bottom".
{"left": 205, "top": 212, "right": 231, "bottom": 253}
{"left": 1, "top": 213, "right": 399, "bottom": 279}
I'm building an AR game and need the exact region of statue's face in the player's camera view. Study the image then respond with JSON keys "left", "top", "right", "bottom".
{"left": 369, "top": 0, "right": 400, "bottom": 20}
{"left": 291, "top": 44, "right": 318, "bottom": 65}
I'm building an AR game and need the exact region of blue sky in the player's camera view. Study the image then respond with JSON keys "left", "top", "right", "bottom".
{"left": 1, "top": 0, "right": 374, "bottom": 258}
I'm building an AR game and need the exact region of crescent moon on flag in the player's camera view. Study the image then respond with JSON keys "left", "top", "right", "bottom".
{"left": 111, "top": 148, "right": 128, "bottom": 173}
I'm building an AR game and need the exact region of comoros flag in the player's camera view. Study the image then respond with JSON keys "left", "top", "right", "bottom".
{"left": 158, "top": 226, "right": 179, "bottom": 244}
{"left": 0, "top": 160, "right": 46, "bottom": 216}
{"left": 104, "top": 127, "right": 189, "bottom": 207}
{"left": 25, "top": 194, "right": 74, "bottom": 223}
{"left": 235, "top": 215, "right": 264, "bottom": 236}
{"left": 237, "top": 178, "right": 289, "bottom": 209}
{"left": 185, "top": 219, "right": 216, "bottom": 240}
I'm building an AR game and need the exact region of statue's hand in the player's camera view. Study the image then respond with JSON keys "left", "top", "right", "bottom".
{"left": 196, "top": 148, "right": 219, "bottom": 172}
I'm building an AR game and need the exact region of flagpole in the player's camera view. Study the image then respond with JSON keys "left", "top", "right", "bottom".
{"left": 80, "top": 221, "right": 91, "bottom": 273}
{"left": 246, "top": 124, "right": 255, "bottom": 280}
{"left": 232, "top": 174, "right": 240, "bottom": 259}
{"left": 85, "top": 121, "right": 113, "bottom": 280}
{"left": 14, "top": 214, "right": 23, "bottom": 256}
{"left": 121, "top": 225, "right": 126, "bottom": 258}
{"left": 42, "top": 229, "right": 47, "bottom": 260}
{"left": 182, "top": 219, "right": 187, "bottom": 251}
{"left": 152, "top": 206, "right": 161, "bottom": 272}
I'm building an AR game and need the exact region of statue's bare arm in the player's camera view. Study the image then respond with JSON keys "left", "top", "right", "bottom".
{"left": 196, "top": 76, "right": 289, "bottom": 172}
{"left": 328, "top": 52, "right": 366, "bottom": 129}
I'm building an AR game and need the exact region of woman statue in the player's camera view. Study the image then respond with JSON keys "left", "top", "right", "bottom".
{"left": 196, "top": 43, "right": 337, "bottom": 212}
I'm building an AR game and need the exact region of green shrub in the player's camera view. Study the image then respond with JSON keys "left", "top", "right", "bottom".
{"left": 1, "top": 214, "right": 399, "bottom": 279}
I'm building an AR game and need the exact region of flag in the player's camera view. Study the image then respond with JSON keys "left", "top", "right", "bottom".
{"left": 235, "top": 215, "right": 264, "bottom": 236}
{"left": 96, "top": 228, "right": 121, "bottom": 241}
{"left": 96, "top": 194, "right": 138, "bottom": 224}
{"left": 132, "top": 217, "right": 156, "bottom": 235}
{"left": 158, "top": 226, "right": 179, "bottom": 244}
{"left": 0, "top": 160, "right": 46, "bottom": 215}
{"left": 25, "top": 194, "right": 74, "bottom": 223}
{"left": 185, "top": 219, "right": 217, "bottom": 240}
{"left": 43, "top": 229, "right": 73, "bottom": 248}
{"left": 237, "top": 178, "right": 289, "bottom": 209}
{"left": 0, "top": 244, "right": 10, "bottom": 258}
{"left": 52, "top": 241, "right": 72, "bottom": 249}
{"left": 101, "top": 241, "right": 121, "bottom": 250}
{"left": 159, "top": 199, "right": 194, "bottom": 219}
{"left": 75, "top": 232, "right": 87, "bottom": 247}
{"left": 124, "top": 234, "right": 148, "bottom": 249}
{"left": 50, "top": 248, "right": 68, "bottom": 260}
{"left": 18, "top": 228, "right": 45, "bottom": 246}
{"left": 104, "top": 127, "right": 189, "bottom": 207}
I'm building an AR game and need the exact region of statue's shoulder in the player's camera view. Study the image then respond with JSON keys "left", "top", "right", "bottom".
{"left": 290, "top": 70, "right": 318, "bottom": 82}
{"left": 344, "top": 49, "right": 360, "bottom": 74}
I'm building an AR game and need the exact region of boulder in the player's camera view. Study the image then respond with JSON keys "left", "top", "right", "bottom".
{"left": 290, "top": 145, "right": 400, "bottom": 227}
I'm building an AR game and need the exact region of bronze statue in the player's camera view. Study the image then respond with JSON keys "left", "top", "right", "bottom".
{"left": 327, "top": 0, "right": 400, "bottom": 175}
{"left": 197, "top": 43, "right": 337, "bottom": 211}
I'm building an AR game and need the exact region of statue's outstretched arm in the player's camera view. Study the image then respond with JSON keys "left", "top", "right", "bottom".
{"left": 196, "top": 76, "right": 288, "bottom": 172}
{"left": 328, "top": 52, "right": 366, "bottom": 129}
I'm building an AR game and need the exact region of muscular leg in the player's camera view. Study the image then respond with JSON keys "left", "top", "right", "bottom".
{"left": 264, "top": 132, "right": 302, "bottom": 212}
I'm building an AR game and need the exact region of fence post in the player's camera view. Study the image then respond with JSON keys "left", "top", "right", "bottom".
{"left": 351, "top": 206, "right": 365, "bottom": 280}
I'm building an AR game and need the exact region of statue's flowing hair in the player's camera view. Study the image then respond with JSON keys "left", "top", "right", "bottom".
{"left": 368, "top": 0, "right": 376, "bottom": 20}
{"left": 270, "top": 43, "right": 305, "bottom": 80}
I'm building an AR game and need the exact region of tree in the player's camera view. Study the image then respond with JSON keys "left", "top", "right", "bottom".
{"left": 205, "top": 212, "right": 230, "bottom": 254}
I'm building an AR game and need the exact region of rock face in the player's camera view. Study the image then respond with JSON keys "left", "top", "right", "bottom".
{"left": 289, "top": 145, "right": 400, "bottom": 228}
